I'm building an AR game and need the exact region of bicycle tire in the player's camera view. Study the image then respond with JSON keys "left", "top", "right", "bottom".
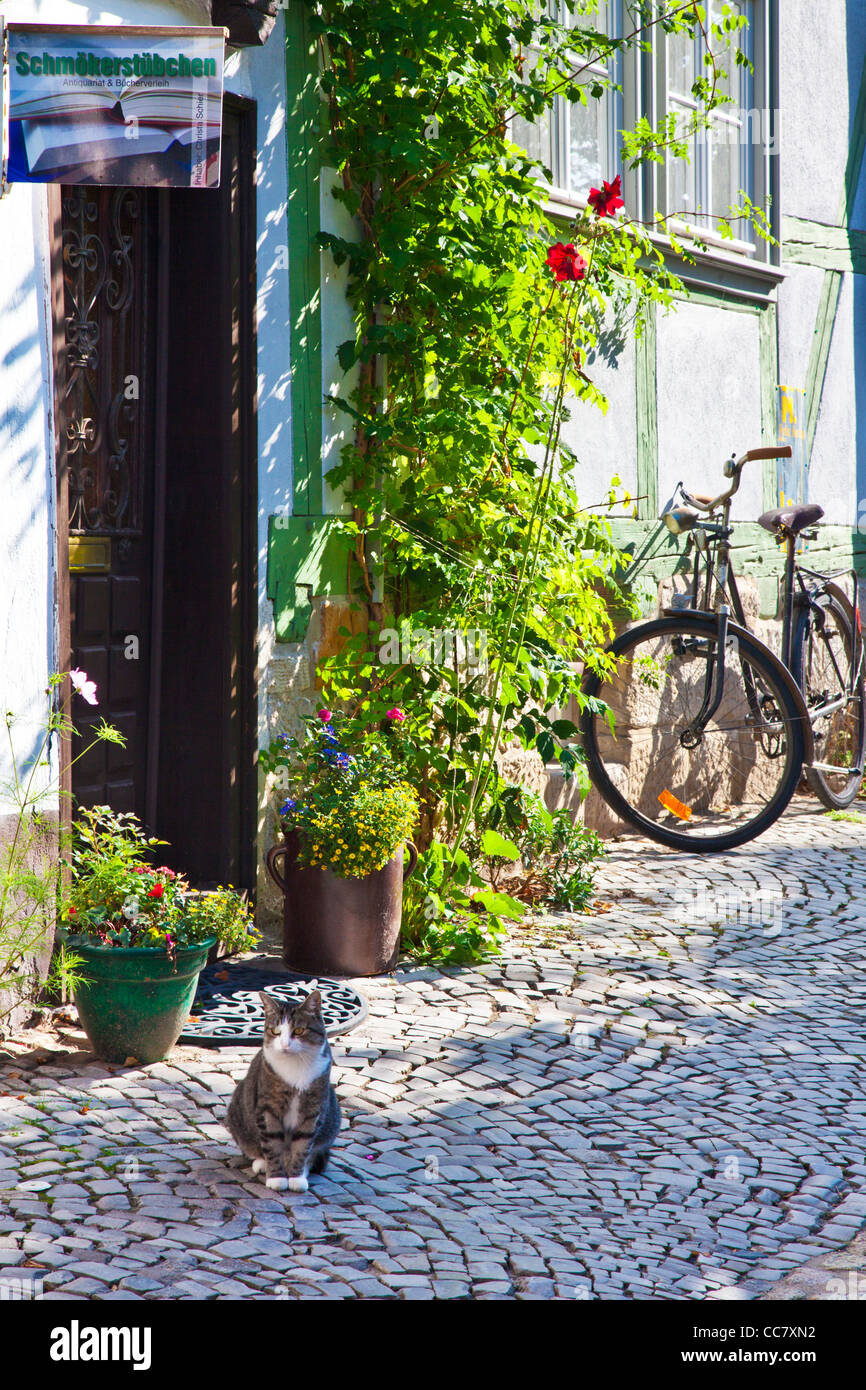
{"left": 581, "top": 614, "right": 807, "bottom": 852}
{"left": 793, "top": 583, "right": 866, "bottom": 809}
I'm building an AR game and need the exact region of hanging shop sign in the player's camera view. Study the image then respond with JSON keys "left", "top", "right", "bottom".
{"left": 3, "top": 25, "right": 226, "bottom": 188}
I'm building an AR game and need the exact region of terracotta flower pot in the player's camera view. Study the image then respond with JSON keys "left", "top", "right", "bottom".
{"left": 266, "top": 831, "right": 418, "bottom": 977}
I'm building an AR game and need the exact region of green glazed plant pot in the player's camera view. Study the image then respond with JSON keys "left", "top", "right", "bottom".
{"left": 69, "top": 937, "right": 217, "bottom": 1065}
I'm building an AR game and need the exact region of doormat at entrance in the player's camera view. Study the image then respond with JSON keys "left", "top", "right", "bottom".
{"left": 178, "top": 960, "right": 369, "bottom": 1046}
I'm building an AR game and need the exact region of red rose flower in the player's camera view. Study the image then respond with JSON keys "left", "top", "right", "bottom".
{"left": 147, "top": 883, "right": 165, "bottom": 900}
{"left": 588, "top": 175, "right": 624, "bottom": 218}
{"left": 318, "top": 709, "right": 333, "bottom": 723}
{"left": 545, "top": 242, "right": 588, "bottom": 283}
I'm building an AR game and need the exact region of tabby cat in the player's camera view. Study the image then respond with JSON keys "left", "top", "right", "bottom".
{"left": 226, "top": 990, "right": 341, "bottom": 1191}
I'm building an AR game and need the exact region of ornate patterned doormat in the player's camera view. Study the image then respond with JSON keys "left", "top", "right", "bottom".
{"left": 178, "top": 960, "right": 369, "bottom": 1046}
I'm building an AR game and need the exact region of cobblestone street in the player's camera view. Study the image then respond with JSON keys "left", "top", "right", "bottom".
{"left": 2, "top": 802, "right": 866, "bottom": 1301}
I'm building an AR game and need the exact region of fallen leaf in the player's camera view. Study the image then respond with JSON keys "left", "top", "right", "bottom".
{"left": 123, "top": 1057, "right": 140, "bottom": 1066}
{"left": 215, "top": 970, "right": 230, "bottom": 981}
{"left": 79, "top": 1105, "right": 90, "bottom": 1114}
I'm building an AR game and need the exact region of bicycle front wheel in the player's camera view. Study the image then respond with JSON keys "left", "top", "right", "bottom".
{"left": 581, "top": 615, "right": 806, "bottom": 851}
{"left": 793, "top": 584, "right": 866, "bottom": 809}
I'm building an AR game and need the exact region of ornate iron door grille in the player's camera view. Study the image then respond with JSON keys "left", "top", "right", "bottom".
{"left": 61, "top": 187, "right": 156, "bottom": 540}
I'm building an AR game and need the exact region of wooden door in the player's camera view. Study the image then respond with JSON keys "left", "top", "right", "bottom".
{"left": 56, "top": 104, "right": 257, "bottom": 892}
{"left": 61, "top": 187, "right": 161, "bottom": 818}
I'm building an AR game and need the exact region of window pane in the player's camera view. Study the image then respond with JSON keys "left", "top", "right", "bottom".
{"left": 512, "top": 108, "right": 556, "bottom": 180}
{"left": 710, "top": 121, "right": 740, "bottom": 218}
{"left": 710, "top": 0, "right": 752, "bottom": 102}
{"left": 668, "top": 115, "right": 698, "bottom": 220}
{"left": 567, "top": 90, "right": 607, "bottom": 192}
{"left": 668, "top": 26, "right": 698, "bottom": 99}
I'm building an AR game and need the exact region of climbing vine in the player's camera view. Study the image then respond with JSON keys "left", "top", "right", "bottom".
{"left": 300, "top": 0, "right": 762, "bottom": 958}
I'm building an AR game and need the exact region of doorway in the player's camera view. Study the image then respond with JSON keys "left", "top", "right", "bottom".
{"left": 53, "top": 99, "right": 258, "bottom": 893}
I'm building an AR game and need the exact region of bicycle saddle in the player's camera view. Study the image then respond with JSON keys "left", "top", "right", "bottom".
{"left": 757, "top": 502, "right": 824, "bottom": 536}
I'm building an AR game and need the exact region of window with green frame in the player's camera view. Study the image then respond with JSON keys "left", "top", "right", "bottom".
{"left": 513, "top": 1, "right": 775, "bottom": 264}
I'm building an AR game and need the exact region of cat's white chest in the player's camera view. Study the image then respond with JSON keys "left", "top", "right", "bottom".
{"left": 264, "top": 1042, "right": 328, "bottom": 1096}
{"left": 284, "top": 1093, "right": 301, "bottom": 1131}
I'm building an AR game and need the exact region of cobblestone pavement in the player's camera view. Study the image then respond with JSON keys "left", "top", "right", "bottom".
{"left": 2, "top": 801, "right": 866, "bottom": 1301}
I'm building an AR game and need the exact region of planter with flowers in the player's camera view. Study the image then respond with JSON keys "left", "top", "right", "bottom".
{"left": 60, "top": 807, "right": 257, "bottom": 1064}
{"left": 261, "top": 710, "right": 418, "bottom": 976}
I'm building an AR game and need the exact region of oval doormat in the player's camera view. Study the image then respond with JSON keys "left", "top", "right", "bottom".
{"left": 178, "top": 960, "right": 368, "bottom": 1045}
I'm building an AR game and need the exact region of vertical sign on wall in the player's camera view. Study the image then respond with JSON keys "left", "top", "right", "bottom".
{"left": 0, "top": 18, "right": 7, "bottom": 196}
{"left": 4, "top": 25, "right": 226, "bottom": 188}
{"left": 776, "top": 385, "right": 808, "bottom": 506}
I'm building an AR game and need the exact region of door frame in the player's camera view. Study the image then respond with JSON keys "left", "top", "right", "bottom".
{"left": 50, "top": 96, "right": 260, "bottom": 896}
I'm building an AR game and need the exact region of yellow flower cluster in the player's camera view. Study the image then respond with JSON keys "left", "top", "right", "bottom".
{"left": 298, "top": 781, "right": 418, "bottom": 879}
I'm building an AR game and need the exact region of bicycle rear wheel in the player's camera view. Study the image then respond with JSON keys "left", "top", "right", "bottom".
{"left": 793, "top": 584, "right": 865, "bottom": 809}
{"left": 581, "top": 615, "right": 806, "bottom": 851}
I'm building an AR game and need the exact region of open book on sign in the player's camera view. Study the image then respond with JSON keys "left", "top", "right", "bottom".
{"left": 22, "top": 115, "right": 211, "bottom": 177}
{"left": 11, "top": 77, "right": 221, "bottom": 129}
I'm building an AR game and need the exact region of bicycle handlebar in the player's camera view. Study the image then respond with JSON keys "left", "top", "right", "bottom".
{"left": 680, "top": 445, "right": 793, "bottom": 514}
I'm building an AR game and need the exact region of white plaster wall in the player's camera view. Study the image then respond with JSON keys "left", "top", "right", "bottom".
{"left": 777, "top": 263, "right": 823, "bottom": 394}
{"left": 656, "top": 301, "right": 763, "bottom": 522}
{"left": 778, "top": 0, "right": 852, "bottom": 225}
{"left": 809, "top": 271, "right": 860, "bottom": 525}
{"left": 0, "top": 182, "right": 57, "bottom": 809}
{"left": 560, "top": 336, "right": 638, "bottom": 508}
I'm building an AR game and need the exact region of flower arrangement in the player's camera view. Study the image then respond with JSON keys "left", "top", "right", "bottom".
{"left": 260, "top": 711, "right": 418, "bottom": 878}
{"left": 61, "top": 806, "right": 257, "bottom": 958}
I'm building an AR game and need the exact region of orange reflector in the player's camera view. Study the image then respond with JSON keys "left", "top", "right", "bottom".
{"left": 659, "top": 789, "right": 692, "bottom": 821}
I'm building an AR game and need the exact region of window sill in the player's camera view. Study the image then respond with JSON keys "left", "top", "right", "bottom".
{"left": 543, "top": 191, "right": 785, "bottom": 305}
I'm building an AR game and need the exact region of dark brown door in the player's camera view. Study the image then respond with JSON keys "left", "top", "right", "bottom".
{"left": 59, "top": 102, "right": 257, "bottom": 892}
{"left": 62, "top": 186, "right": 160, "bottom": 817}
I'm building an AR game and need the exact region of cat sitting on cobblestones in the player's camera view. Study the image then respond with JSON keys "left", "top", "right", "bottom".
{"left": 226, "top": 990, "right": 341, "bottom": 1191}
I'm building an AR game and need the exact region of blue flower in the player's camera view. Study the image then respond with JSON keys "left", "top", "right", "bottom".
{"left": 324, "top": 749, "right": 353, "bottom": 770}
{"left": 280, "top": 797, "right": 299, "bottom": 816}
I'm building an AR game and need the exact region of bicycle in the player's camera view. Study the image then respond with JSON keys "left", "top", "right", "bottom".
{"left": 580, "top": 445, "right": 866, "bottom": 851}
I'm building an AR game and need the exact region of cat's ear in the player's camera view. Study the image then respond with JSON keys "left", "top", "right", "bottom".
{"left": 259, "top": 991, "right": 281, "bottom": 1026}
{"left": 301, "top": 989, "right": 323, "bottom": 1015}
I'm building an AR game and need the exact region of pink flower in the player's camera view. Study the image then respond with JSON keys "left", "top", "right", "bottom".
{"left": 386, "top": 708, "right": 406, "bottom": 722}
{"left": 69, "top": 669, "right": 98, "bottom": 706}
{"left": 317, "top": 709, "right": 333, "bottom": 723}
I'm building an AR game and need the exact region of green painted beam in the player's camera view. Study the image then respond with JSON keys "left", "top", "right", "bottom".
{"left": 804, "top": 270, "right": 844, "bottom": 464}
{"left": 758, "top": 301, "right": 779, "bottom": 511}
{"left": 285, "top": 1, "right": 323, "bottom": 517}
{"left": 781, "top": 215, "right": 866, "bottom": 274}
{"left": 267, "top": 515, "right": 352, "bottom": 642}
{"left": 609, "top": 517, "right": 866, "bottom": 618}
{"left": 673, "top": 285, "right": 761, "bottom": 315}
{"left": 634, "top": 300, "right": 658, "bottom": 521}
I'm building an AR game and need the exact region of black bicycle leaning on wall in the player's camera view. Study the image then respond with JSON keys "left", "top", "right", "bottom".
{"left": 580, "top": 445, "right": 866, "bottom": 852}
